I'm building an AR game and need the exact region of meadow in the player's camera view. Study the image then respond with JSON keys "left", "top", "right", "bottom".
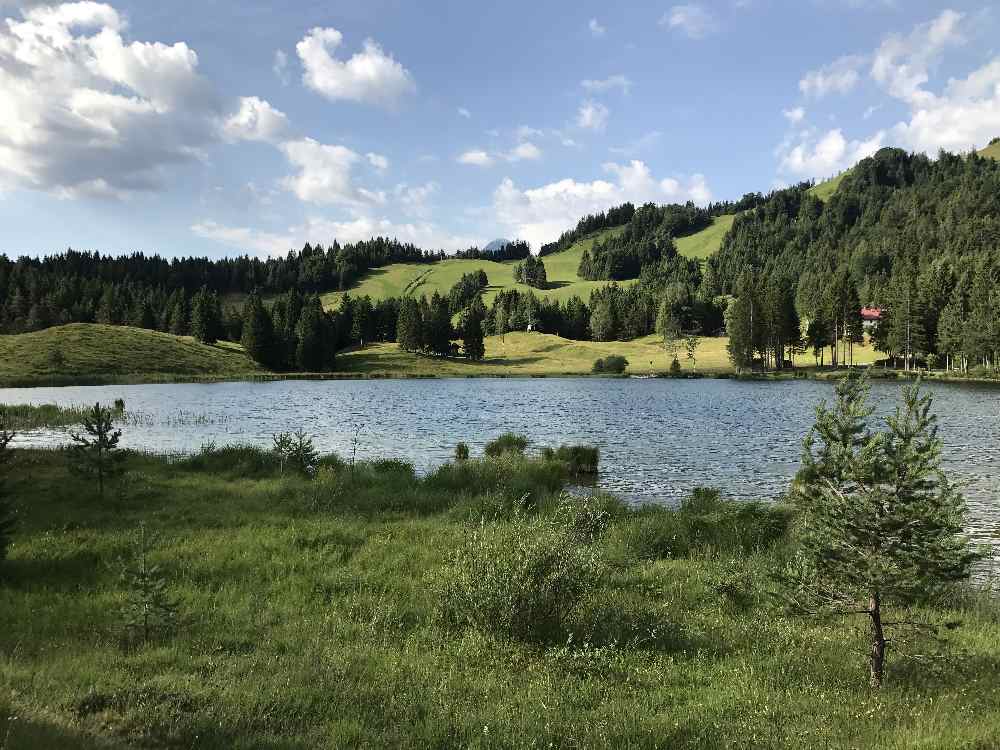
{"left": 0, "top": 324, "right": 261, "bottom": 387}
{"left": 1, "top": 442, "right": 998, "bottom": 749}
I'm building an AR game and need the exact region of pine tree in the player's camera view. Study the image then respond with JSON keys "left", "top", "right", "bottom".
{"left": 426, "top": 292, "right": 453, "bottom": 355}
{"left": 119, "top": 524, "right": 178, "bottom": 647}
{"left": 462, "top": 297, "right": 487, "bottom": 361}
{"left": 191, "top": 287, "right": 222, "bottom": 344}
{"left": 169, "top": 293, "right": 190, "bottom": 336}
{"left": 396, "top": 297, "right": 423, "bottom": 352}
{"left": 788, "top": 375, "right": 980, "bottom": 688}
{"left": 295, "top": 298, "right": 325, "bottom": 371}
{"left": 240, "top": 291, "right": 276, "bottom": 367}
{"left": 726, "top": 269, "right": 759, "bottom": 372}
{"left": 68, "top": 403, "right": 124, "bottom": 500}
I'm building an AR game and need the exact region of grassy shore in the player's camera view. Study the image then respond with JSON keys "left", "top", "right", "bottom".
{"left": 0, "top": 446, "right": 997, "bottom": 748}
{"left": 0, "top": 324, "right": 262, "bottom": 387}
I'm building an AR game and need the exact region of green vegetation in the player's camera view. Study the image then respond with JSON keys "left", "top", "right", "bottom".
{"left": 0, "top": 324, "right": 262, "bottom": 386}
{"left": 808, "top": 170, "right": 850, "bottom": 201}
{"left": 0, "top": 402, "right": 126, "bottom": 431}
{"left": 1, "top": 412, "right": 998, "bottom": 747}
{"left": 978, "top": 138, "right": 1000, "bottom": 161}
{"left": 592, "top": 354, "right": 629, "bottom": 374}
{"left": 674, "top": 213, "right": 736, "bottom": 259}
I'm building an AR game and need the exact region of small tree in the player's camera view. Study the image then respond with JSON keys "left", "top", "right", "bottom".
{"left": 788, "top": 374, "right": 980, "bottom": 688}
{"left": 119, "top": 524, "right": 178, "bottom": 648}
{"left": 0, "top": 412, "right": 15, "bottom": 564}
{"left": 685, "top": 334, "right": 700, "bottom": 372}
{"left": 68, "top": 403, "right": 124, "bottom": 500}
{"left": 272, "top": 429, "right": 319, "bottom": 476}
{"left": 462, "top": 297, "right": 487, "bottom": 361}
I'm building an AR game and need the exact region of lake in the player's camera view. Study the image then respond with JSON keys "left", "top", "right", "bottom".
{"left": 2, "top": 377, "right": 998, "bottom": 558}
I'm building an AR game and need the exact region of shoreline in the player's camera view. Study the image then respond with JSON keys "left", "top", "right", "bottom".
{"left": 2, "top": 367, "right": 999, "bottom": 389}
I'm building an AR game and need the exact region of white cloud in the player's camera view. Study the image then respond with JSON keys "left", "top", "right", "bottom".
{"left": 395, "top": 181, "right": 438, "bottom": 218}
{"left": 0, "top": 1, "right": 225, "bottom": 197}
{"left": 799, "top": 55, "right": 865, "bottom": 98}
{"left": 588, "top": 18, "right": 606, "bottom": 38}
{"left": 457, "top": 107, "right": 471, "bottom": 118}
{"left": 279, "top": 138, "right": 373, "bottom": 206}
{"left": 871, "top": 9, "right": 964, "bottom": 106}
{"left": 493, "top": 161, "right": 712, "bottom": 249}
{"left": 506, "top": 142, "right": 542, "bottom": 162}
{"left": 660, "top": 4, "right": 717, "bottom": 39}
{"left": 782, "top": 107, "right": 806, "bottom": 124}
{"left": 295, "top": 27, "right": 415, "bottom": 109}
{"left": 366, "top": 152, "right": 389, "bottom": 170}
{"left": 577, "top": 100, "right": 609, "bottom": 131}
{"left": 273, "top": 49, "right": 289, "bottom": 85}
{"left": 516, "top": 125, "right": 544, "bottom": 139}
{"left": 581, "top": 75, "right": 632, "bottom": 95}
{"left": 222, "top": 96, "right": 289, "bottom": 143}
{"left": 778, "top": 128, "right": 884, "bottom": 179}
{"left": 192, "top": 215, "right": 477, "bottom": 256}
{"left": 457, "top": 149, "right": 495, "bottom": 167}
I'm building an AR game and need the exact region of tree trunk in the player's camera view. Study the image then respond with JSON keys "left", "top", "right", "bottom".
{"left": 869, "top": 592, "right": 886, "bottom": 689}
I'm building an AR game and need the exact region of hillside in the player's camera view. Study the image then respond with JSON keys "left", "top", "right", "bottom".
{"left": 0, "top": 324, "right": 263, "bottom": 385}
{"left": 674, "top": 214, "right": 736, "bottom": 259}
{"left": 337, "top": 331, "right": 881, "bottom": 377}
{"left": 321, "top": 226, "right": 634, "bottom": 309}
{"left": 980, "top": 139, "right": 1000, "bottom": 161}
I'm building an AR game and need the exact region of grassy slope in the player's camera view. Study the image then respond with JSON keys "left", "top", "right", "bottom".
{"left": 675, "top": 214, "right": 736, "bottom": 259}
{"left": 980, "top": 140, "right": 1000, "bottom": 161}
{"left": 338, "top": 331, "right": 881, "bottom": 377}
{"left": 321, "top": 227, "right": 632, "bottom": 309}
{"left": 0, "top": 324, "right": 262, "bottom": 385}
{"left": 1, "top": 450, "right": 998, "bottom": 748}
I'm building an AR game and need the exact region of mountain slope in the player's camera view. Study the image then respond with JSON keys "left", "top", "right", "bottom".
{"left": 675, "top": 214, "right": 736, "bottom": 259}
{"left": 0, "top": 324, "right": 262, "bottom": 385}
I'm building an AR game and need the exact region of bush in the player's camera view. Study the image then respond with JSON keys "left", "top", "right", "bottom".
{"left": 454, "top": 442, "right": 470, "bottom": 461}
{"left": 554, "top": 492, "right": 623, "bottom": 544}
{"left": 540, "top": 444, "right": 600, "bottom": 476}
{"left": 178, "top": 443, "right": 281, "bottom": 478}
{"left": 272, "top": 430, "right": 319, "bottom": 477}
{"left": 625, "top": 488, "right": 793, "bottom": 560}
{"left": 484, "top": 432, "right": 529, "bottom": 457}
{"left": 592, "top": 355, "right": 628, "bottom": 374}
{"left": 435, "top": 518, "right": 602, "bottom": 643}
{"left": 670, "top": 357, "right": 682, "bottom": 375}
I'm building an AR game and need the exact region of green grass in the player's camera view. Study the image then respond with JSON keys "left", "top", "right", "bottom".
{"left": 980, "top": 139, "right": 1000, "bottom": 161}
{"left": 1, "top": 448, "right": 998, "bottom": 748}
{"left": 337, "top": 331, "right": 882, "bottom": 377}
{"left": 809, "top": 171, "right": 850, "bottom": 202}
{"left": 0, "top": 324, "right": 263, "bottom": 386}
{"left": 321, "top": 227, "right": 635, "bottom": 309}
{"left": 675, "top": 214, "right": 736, "bottom": 259}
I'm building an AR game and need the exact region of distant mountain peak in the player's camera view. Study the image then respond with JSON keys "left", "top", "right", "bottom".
{"left": 483, "top": 238, "right": 512, "bottom": 253}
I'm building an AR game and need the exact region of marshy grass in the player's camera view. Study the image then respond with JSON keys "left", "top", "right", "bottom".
{"left": 0, "top": 401, "right": 125, "bottom": 431}
{"left": 0, "top": 446, "right": 998, "bottom": 748}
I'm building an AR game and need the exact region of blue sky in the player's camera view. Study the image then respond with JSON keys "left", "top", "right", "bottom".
{"left": 1, "top": 1, "right": 998, "bottom": 258}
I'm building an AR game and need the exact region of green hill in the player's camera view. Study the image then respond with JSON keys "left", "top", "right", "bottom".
{"left": 675, "top": 214, "right": 736, "bottom": 259}
{"left": 0, "top": 324, "right": 263, "bottom": 385}
{"left": 321, "top": 226, "right": 633, "bottom": 309}
{"left": 980, "top": 139, "right": 1000, "bottom": 161}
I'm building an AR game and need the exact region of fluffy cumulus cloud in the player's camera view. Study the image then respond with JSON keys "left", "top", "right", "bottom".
{"left": 660, "top": 4, "right": 717, "bottom": 39}
{"left": 782, "top": 107, "right": 805, "bottom": 124}
{"left": 0, "top": 1, "right": 217, "bottom": 197}
{"left": 457, "top": 142, "right": 542, "bottom": 167}
{"left": 278, "top": 138, "right": 384, "bottom": 207}
{"left": 296, "top": 27, "right": 415, "bottom": 109}
{"left": 588, "top": 18, "right": 605, "bottom": 38}
{"left": 799, "top": 55, "right": 865, "bottom": 98}
{"left": 782, "top": 10, "right": 1000, "bottom": 178}
{"left": 577, "top": 100, "right": 609, "bottom": 131}
{"left": 493, "top": 161, "right": 711, "bottom": 249}
{"left": 222, "top": 97, "right": 289, "bottom": 142}
{"left": 457, "top": 149, "right": 494, "bottom": 167}
{"left": 191, "top": 215, "right": 476, "bottom": 257}
{"left": 0, "top": 2, "right": 290, "bottom": 198}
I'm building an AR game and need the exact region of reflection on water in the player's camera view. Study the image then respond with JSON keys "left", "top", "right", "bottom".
{"left": 2, "top": 377, "right": 998, "bottom": 558}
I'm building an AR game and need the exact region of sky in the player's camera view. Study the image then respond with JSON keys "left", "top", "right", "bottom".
{"left": 1, "top": 1, "right": 999, "bottom": 259}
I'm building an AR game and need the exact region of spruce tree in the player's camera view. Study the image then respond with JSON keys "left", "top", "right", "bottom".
{"left": 462, "top": 297, "right": 487, "bottom": 361}
{"left": 396, "top": 297, "right": 423, "bottom": 352}
{"left": 295, "top": 298, "right": 325, "bottom": 371}
{"left": 240, "top": 291, "right": 276, "bottom": 367}
{"left": 191, "top": 287, "right": 222, "bottom": 344}
{"left": 788, "top": 374, "right": 980, "bottom": 688}
{"left": 68, "top": 403, "right": 124, "bottom": 500}
{"left": 119, "top": 524, "right": 178, "bottom": 647}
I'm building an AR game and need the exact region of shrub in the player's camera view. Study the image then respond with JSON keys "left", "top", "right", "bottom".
{"left": 592, "top": 355, "right": 628, "bottom": 374}
{"left": 178, "top": 443, "right": 280, "bottom": 478}
{"left": 435, "top": 518, "right": 602, "bottom": 643}
{"left": 554, "top": 492, "right": 623, "bottom": 544}
{"left": 625, "top": 488, "right": 793, "bottom": 560}
{"left": 670, "top": 357, "right": 682, "bottom": 375}
{"left": 540, "top": 444, "right": 600, "bottom": 476}
{"left": 484, "top": 432, "right": 529, "bottom": 457}
{"left": 454, "top": 442, "right": 470, "bottom": 461}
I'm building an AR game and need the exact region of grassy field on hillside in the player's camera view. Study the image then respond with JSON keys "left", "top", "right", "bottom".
{"left": 1, "top": 447, "right": 997, "bottom": 748}
{"left": 980, "top": 140, "right": 1000, "bottom": 160}
{"left": 0, "top": 324, "right": 262, "bottom": 386}
{"left": 674, "top": 214, "right": 736, "bottom": 259}
{"left": 321, "top": 227, "right": 631, "bottom": 309}
{"left": 338, "top": 331, "right": 882, "bottom": 377}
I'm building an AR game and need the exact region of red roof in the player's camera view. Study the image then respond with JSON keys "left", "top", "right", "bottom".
{"left": 861, "top": 307, "right": 882, "bottom": 321}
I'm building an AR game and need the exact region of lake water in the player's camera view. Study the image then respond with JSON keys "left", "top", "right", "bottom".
{"left": 2, "top": 377, "right": 999, "bottom": 559}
